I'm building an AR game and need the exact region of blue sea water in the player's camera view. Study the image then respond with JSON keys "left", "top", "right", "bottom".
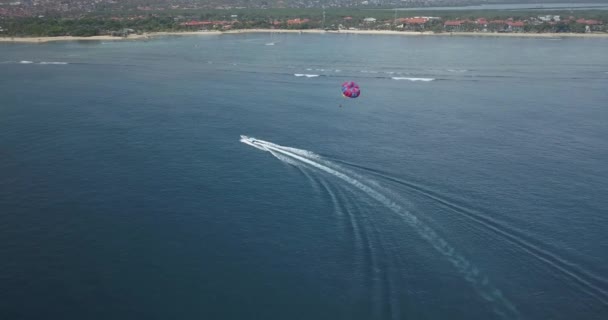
{"left": 1, "top": 34, "right": 608, "bottom": 319}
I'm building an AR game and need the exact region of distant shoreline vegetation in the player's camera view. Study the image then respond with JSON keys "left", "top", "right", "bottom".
{"left": 0, "top": 8, "right": 606, "bottom": 37}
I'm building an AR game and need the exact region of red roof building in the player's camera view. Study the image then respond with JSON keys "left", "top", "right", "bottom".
{"left": 287, "top": 18, "right": 310, "bottom": 25}
{"left": 444, "top": 20, "right": 467, "bottom": 26}
{"left": 576, "top": 19, "right": 602, "bottom": 25}
{"left": 506, "top": 21, "right": 525, "bottom": 27}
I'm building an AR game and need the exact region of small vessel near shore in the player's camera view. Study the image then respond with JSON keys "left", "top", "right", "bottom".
{"left": 265, "top": 30, "right": 278, "bottom": 45}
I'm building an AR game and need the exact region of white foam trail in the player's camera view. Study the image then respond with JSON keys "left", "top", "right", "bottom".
{"left": 39, "top": 61, "right": 68, "bottom": 65}
{"left": 294, "top": 74, "right": 320, "bottom": 78}
{"left": 19, "top": 60, "right": 34, "bottom": 64}
{"left": 240, "top": 135, "right": 520, "bottom": 319}
{"left": 447, "top": 69, "right": 467, "bottom": 73}
{"left": 392, "top": 77, "right": 435, "bottom": 82}
{"left": 265, "top": 42, "right": 275, "bottom": 46}
{"left": 240, "top": 136, "right": 269, "bottom": 152}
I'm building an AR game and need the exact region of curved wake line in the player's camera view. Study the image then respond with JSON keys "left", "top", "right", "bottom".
{"left": 333, "top": 159, "right": 608, "bottom": 306}
{"left": 240, "top": 135, "right": 520, "bottom": 319}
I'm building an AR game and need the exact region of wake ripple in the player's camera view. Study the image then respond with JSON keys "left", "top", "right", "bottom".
{"left": 240, "top": 135, "right": 520, "bottom": 319}
{"left": 332, "top": 160, "right": 608, "bottom": 307}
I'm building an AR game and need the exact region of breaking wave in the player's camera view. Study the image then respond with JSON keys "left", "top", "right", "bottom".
{"left": 391, "top": 77, "right": 435, "bottom": 82}
{"left": 294, "top": 73, "right": 320, "bottom": 78}
{"left": 14, "top": 60, "right": 69, "bottom": 65}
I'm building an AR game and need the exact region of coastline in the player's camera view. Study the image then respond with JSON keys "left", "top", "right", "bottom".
{"left": 2, "top": 29, "right": 608, "bottom": 43}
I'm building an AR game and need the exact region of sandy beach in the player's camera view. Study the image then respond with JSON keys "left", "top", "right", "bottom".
{"left": 1, "top": 29, "right": 607, "bottom": 43}
{"left": 0, "top": 31, "right": 222, "bottom": 43}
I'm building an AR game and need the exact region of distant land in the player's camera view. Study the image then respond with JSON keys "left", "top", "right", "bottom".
{"left": 0, "top": 2, "right": 606, "bottom": 38}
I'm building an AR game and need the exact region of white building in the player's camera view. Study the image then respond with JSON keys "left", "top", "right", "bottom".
{"left": 538, "top": 15, "right": 560, "bottom": 22}
{"left": 363, "top": 17, "right": 377, "bottom": 23}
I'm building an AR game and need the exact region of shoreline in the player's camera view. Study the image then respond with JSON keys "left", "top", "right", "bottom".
{"left": 2, "top": 29, "right": 608, "bottom": 43}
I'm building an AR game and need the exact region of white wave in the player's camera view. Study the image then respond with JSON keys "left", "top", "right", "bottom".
{"left": 294, "top": 74, "right": 320, "bottom": 78}
{"left": 334, "top": 69, "right": 341, "bottom": 72}
{"left": 39, "top": 61, "right": 68, "bottom": 65}
{"left": 19, "top": 60, "right": 34, "bottom": 64}
{"left": 277, "top": 146, "right": 320, "bottom": 159}
{"left": 447, "top": 69, "right": 467, "bottom": 73}
{"left": 392, "top": 77, "right": 435, "bottom": 82}
{"left": 240, "top": 136, "right": 319, "bottom": 159}
{"left": 240, "top": 135, "right": 520, "bottom": 319}
{"left": 265, "top": 42, "right": 275, "bottom": 46}
{"left": 361, "top": 70, "right": 379, "bottom": 74}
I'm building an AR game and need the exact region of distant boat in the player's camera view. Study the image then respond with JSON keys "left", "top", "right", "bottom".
{"left": 265, "top": 30, "right": 278, "bottom": 46}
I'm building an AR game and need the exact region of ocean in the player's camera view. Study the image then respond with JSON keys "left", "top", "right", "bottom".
{"left": 1, "top": 34, "right": 607, "bottom": 319}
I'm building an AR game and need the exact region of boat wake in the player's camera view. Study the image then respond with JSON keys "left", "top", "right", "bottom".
{"left": 329, "top": 158, "right": 608, "bottom": 309}
{"left": 240, "top": 135, "right": 520, "bottom": 319}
